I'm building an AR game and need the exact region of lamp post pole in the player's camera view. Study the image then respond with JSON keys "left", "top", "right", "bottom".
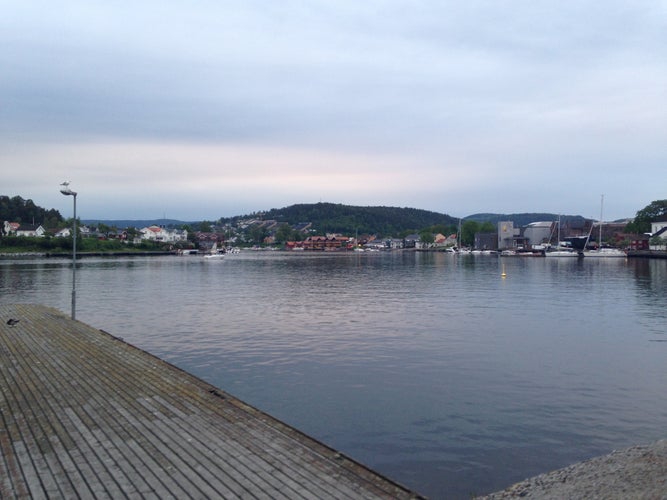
{"left": 60, "top": 182, "right": 78, "bottom": 320}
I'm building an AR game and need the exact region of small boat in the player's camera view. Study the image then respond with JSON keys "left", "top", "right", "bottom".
{"left": 204, "top": 242, "right": 225, "bottom": 259}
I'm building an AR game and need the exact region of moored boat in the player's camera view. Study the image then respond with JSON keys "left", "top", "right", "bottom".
{"left": 583, "top": 247, "right": 626, "bottom": 258}
{"left": 582, "top": 195, "right": 626, "bottom": 258}
{"left": 545, "top": 249, "right": 580, "bottom": 257}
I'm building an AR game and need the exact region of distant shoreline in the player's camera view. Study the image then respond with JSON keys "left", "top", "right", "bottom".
{"left": 3, "top": 249, "right": 667, "bottom": 260}
{"left": 0, "top": 251, "right": 176, "bottom": 259}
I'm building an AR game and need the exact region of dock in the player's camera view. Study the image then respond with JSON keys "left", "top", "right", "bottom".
{"left": 0, "top": 304, "right": 421, "bottom": 499}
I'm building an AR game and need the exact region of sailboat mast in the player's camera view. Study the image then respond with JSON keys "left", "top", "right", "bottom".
{"left": 458, "top": 218, "right": 462, "bottom": 249}
{"left": 599, "top": 194, "right": 604, "bottom": 248}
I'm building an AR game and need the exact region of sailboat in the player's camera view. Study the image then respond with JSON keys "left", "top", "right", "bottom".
{"left": 544, "top": 215, "right": 579, "bottom": 257}
{"left": 204, "top": 241, "right": 225, "bottom": 259}
{"left": 584, "top": 195, "right": 626, "bottom": 258}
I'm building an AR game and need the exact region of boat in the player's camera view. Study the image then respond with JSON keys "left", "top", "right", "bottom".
{"left": 544, "top": 249, "right": 579, "bottom": 257}
{"left": 584, "top": 247, "right": 626, "bottom": 258}
{"left": 204, "top": 242, "right": 225, "bottom": 259}
{"left": 583, "top": 195, "right": 626, "bottom": 258}
{"left": 544, "top": 215, "right": 580, "bottom": 257}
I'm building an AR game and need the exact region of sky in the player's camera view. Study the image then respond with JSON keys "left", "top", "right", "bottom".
{"left": 2, "top": 1, "right": 665, "bottom": 222}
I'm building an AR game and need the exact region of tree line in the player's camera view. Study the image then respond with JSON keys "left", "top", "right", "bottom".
{"left": 0, "top": 195, "right": 63, "bottom": 229}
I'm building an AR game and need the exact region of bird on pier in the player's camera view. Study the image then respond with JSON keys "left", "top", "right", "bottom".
{"left": 6, "top": 318, "right": 20, "bottom": 326}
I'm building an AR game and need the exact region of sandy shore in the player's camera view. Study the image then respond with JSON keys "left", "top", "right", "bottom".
{"left": 477, "top": 440, "right": 667, "bottom": 499}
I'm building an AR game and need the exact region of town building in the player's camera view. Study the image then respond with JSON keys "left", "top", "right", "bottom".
{"left": 523, "top": 221, "right": 553, "bottom": 247}
{"left": 301, "top": 235, "right": 350, "bottom": 251}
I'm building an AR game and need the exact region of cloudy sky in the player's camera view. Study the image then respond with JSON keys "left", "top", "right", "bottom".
{"left": 2, "top": 1, "right": 665, "bottom": 221}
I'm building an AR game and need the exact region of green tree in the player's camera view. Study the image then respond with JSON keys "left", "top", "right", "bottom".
{"left": 429, "top": 224, "right": 451, "bottom": 236}
{"left": 625, "top": 200, "right": 667, "bottom": 233}
{"left": 479, "top": 222, "right": 495, "bottom": 232}
{"left": 419, "top": 230, "right": 434, "bottom": 245}
{"left": 275, "top": 223, "right": 298, "bottom": 243}
{"left": 650, "top": 235, "right": 665, "bottom": 249}
{"left": 248, "top": 224, "right": 268, "bottom": 244}
{"left": 0, "top": 195, "right": 63, "bottom": 226}
{"left": 461, "top": 220, "right": 479, "bottom": 247}
{"left": 126, "top": 227, "right": 139, "bottom": 242}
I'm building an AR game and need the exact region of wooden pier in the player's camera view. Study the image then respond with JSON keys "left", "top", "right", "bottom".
{"left": 0, "top": 304, "right": 422, "bottom": 499}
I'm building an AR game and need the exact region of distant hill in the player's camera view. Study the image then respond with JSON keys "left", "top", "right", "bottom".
{"left": 81, "top": 219, "right": 192, "bottom": 228}
{"left": 222, "top": 202, "right": 459, "bottom": 236}
{"left": 465, "top": 213, "right": 589, "bottom": 227}
{"left": 81, "top": 209, "right": 595, "bottom": 237}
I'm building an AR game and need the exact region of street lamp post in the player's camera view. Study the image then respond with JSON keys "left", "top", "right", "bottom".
{"left": 60, "top": 182, "right": 77, "bottom": 320}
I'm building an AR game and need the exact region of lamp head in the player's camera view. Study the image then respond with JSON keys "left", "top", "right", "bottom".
{"left": 60, "top": 182, "right": 76, "bottom": 196}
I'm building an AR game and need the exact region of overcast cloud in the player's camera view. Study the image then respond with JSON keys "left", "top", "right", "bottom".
{"left": 2, "top": 1, "right": 665, "bottom": 221}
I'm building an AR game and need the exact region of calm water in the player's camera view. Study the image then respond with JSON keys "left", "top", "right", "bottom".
{"left": 2, "top": 252, "right": 666, "bottom": 498}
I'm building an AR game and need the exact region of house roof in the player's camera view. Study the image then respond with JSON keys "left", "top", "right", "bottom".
{"left": 17, "top": 224, "right": 43, "bottom": 231}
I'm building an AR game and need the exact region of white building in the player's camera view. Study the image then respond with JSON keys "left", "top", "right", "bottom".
{"left": 138, "top": 225, "right": 188, "bottom": 243}
{"left": 650, "top": 216, "right": 667, "bottom": 237}
{"left": 650, "top": 215, "right": 667, "bottom": 249}
{"left": 3, "top": 221, "right": 46, "bottom": 237}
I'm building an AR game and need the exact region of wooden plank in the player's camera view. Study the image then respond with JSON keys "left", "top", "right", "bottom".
{"left": 0, "top": 304, "right": 423, "bottom": 499}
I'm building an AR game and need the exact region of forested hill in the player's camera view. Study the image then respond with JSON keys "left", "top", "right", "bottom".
{"left": 226, "top": 203, "right": 459, "bottom": 236}
{"left": 0, "top": 195, "right": 63, "bottom": 227}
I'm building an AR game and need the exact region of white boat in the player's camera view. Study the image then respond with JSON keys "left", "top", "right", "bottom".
{"left": 583, "top": 247, "right": 626, "bottom": 258}
{"left": 583, "top": 195, "right": 626, "bottom": 258}
{"left": 204, "top": 242, "right": 225, "bottom": 259}
{"left": 545, "top": 249, "right": 579, "bottom": 257}
{"left": 544, "top": 215, "right": 580, "bottom": 257}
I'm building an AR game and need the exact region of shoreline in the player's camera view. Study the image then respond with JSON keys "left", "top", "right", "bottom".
{"left": 0, "top": 251, "right": 176, "bottom": 259}
{"left": 477, "top": 440, "right": 667, "bottom": 499}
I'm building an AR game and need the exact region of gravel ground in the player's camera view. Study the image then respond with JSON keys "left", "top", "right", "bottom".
{"left": 477, "top": 440, "right": 667, "bottom": 499}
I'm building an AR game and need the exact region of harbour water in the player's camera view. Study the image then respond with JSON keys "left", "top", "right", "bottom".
{"left": 2, "top": 252, "right": 666, "bottom": 499}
